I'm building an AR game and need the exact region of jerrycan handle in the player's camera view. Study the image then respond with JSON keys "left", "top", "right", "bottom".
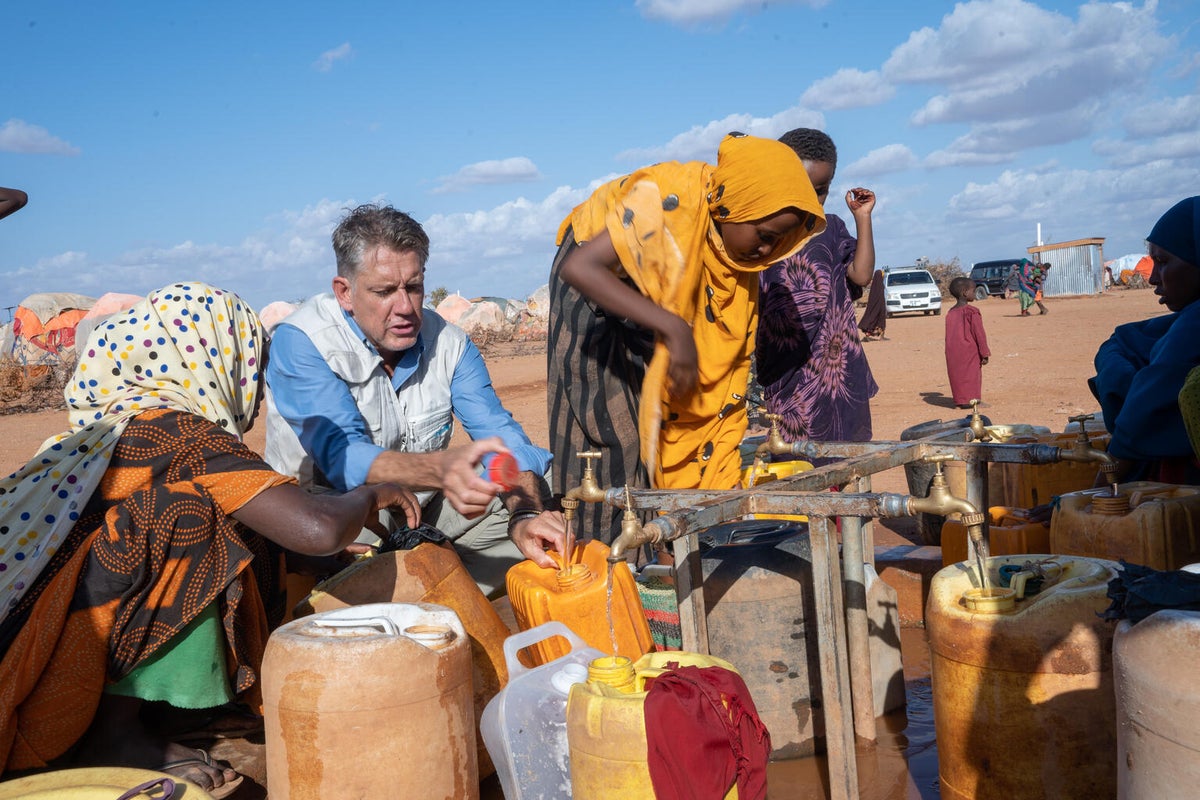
{"left": 503, "top": 621, "right": 589, "bottom": 678}
{"left": 311, "top": 616, "right": 400, "bottom": 636}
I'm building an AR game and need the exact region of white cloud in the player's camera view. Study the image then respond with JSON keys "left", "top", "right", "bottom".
{"left": 432, "top": 157, "right": 543, "bottom": 194}
{"left": 801, "top": 69, "right": 896, "bottom": 111}
{"left": 0, "top": 120, "right": 80, "bottom": 156}
{"left": 885, "top": 0, "right": 1164, "bottom": 128}
{"left": 843, "top": 144, "right": 918, "bottom": 178}
{"left": 1122, "top": 91, "right": 1200, "bottom": 138}
{"left": 616, "top": 107, "right": 825, "bottom": 164}
{"left": 636, "top": 0, "right": 827, "bottom": 25}
{"left": 313, "top": 42, "right": 353, "bottom": 73}
{"left": 924, "top": 106, "right": 1101, "bottom": 167}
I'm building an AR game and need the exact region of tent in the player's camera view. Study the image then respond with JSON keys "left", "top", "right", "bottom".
{"left": 7, "top": 292, "right": 97, "bottom": 366}
{"left": 74, "top": 292, "right": 144, "bottom": 357}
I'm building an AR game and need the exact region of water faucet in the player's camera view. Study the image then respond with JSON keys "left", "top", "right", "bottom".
{"left": 565, "top": 450, "right": 608, "bottom": 503}
{"left": 908, "top": 455, "right": 987, "bottom": 550}
{"left": 1058, "top": 414, "right": 1119, "bottom": 487}
{"left": 607, "top": 485, "right": 659, "bottom": 563}
{"left": 967, "top": 399, "right": 991, "bottom": 442}
{"left": 752, "top": 413, "right": 795, "bottom": 467}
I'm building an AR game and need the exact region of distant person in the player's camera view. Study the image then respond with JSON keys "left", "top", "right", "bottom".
{"left": 945, "top": 277, "right": 990, "bottom": 409}
{"left": 858, "top": 269, "right": 887, "bottom": 341}
{"left": 1032, "top": 262, "right": 1050, "bottom": 314}
{"left": 756, "top": 127, "right": 879, "bottom": 446}
{"left": 0, "top": 187, "right": 27, "bottom": 221}
{"left": 0, "top": 283, "right": 417, "bottom": 796}
{"left": 265, "top": 203, "right": 567, "bottom": 596}
{"left": 1014, "top": 259, "right": 1049, "bottom": 316}
{"left": 1089, "top": 195, "right": 1200, "bottom": 484}
{"left": 547, "top": 132, "right": 825, "bottom": 540}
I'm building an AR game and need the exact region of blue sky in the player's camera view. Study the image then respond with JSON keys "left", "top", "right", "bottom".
{"left": 2, "top": 0, "right": 1198, "bottom": 316}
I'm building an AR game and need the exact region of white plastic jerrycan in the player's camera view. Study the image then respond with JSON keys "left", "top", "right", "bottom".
{"left": 481, "top": 621, "right": 604, "bottom": 800}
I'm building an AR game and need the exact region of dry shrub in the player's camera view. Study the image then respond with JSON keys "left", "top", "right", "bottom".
{"left": 0, "top": 358, "right": 70, "bottom": 415}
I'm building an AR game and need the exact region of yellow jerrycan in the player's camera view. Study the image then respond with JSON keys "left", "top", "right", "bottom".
{"left": 506, "top": 538, "right": 653, "bottom": 665}
{"left": 567, "top": 651, "right": 752, "bottom": 800}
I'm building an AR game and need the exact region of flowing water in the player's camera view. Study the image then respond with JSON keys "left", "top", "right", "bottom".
{"left": 605, "top": 560, "right": 618, "bottom": 656}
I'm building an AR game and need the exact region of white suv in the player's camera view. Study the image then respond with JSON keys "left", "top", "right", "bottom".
{"left": 884, "top": 267, "right": 942, "bottom": 317}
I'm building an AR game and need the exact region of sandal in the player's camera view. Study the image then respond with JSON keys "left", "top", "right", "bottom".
{"left": 158, "top": 748, "right": 244, "bottom": 799}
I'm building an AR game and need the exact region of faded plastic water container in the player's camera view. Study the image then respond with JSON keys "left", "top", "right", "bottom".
{"left": 263, "top": 602, "right": 477, "bottom": 800}
{"left": 506, "top": 539, "right": 653, "bottom": 665}
{"left": 480, "top": 622, "right": 603, "bottom": 800}
{"left": 1051, "top": 481, "right": 1200, "bottom": 570}
{"left": 940, "top": 506, "right": 1050, "bottom": 567}
{"left": 294, "top": 541, "right": 511, "bottom": 778}
{"left": 927, "top": 554, "right": 1119, "bottom": 800}
{"left": 567, "top": 651, "right": 743, "bottom": 800}
{"left": 1115, "top": 604, "right": 1200, "bottom": 798}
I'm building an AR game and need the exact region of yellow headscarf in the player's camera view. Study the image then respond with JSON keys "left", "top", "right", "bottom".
{"left": 0, "top": 283, "right": 266, "bottom": 624}
{"left": 559, "top": 133, "right": 825, "bottom": 488}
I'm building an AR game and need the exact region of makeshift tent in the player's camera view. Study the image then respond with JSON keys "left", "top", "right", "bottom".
{"left": 8, "top": 292, "right": 96, "bottom": 366}
{"left": 74, "top": 292, "right": 143, "bottom": 357}
{"left": 258, "top": 301, "right": 299, "bottom": 331}
{"left": 1119, "top": 255, "right": 1154, "bottom": 286}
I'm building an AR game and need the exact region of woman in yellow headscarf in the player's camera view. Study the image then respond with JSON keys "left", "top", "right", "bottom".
{"left": 547, "top": 132, "right": 825, "bottom": 542}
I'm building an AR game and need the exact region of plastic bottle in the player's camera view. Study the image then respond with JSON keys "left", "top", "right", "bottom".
{"left": 506, "top": 539, "right": 653, "bottom": 665}
{"left": 480, "top": 622, "right": 603, "bottom": 800}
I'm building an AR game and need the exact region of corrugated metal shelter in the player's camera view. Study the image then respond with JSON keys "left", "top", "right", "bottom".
{"left": 1027, "top": 237, "right": 1105, "bottom": 297}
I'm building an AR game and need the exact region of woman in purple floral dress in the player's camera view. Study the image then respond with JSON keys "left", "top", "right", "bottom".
{"left": 756, "top": 129, "right": 878, "bottom": 444}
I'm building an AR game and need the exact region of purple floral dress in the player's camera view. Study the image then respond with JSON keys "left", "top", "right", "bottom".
{"left": 755, "top": 213, "right": 878, "bottom": 442}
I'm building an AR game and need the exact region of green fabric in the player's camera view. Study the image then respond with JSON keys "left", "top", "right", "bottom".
{"left": 106, "top": 602, "right": 234, "bottom": 708}
{"left": 637, "top": 576, "right": 683, "bottom": 651}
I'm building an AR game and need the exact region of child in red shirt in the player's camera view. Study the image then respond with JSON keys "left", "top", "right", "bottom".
{"left": 945, "top": 277, "right": 991, "bottom": 408}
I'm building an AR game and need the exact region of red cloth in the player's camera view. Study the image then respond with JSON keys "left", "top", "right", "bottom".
{"left": 944, "top": 303, "right": 990, "bottom": 405}
{"left": 644, "top": 664, "right": 771, "bottom": 800}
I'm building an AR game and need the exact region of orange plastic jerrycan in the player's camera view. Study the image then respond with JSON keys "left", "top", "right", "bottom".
{"left": 506, "top": 539, "right": 653, "bottom": 666}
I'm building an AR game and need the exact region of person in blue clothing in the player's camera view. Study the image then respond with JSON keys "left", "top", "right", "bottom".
{"left": 1089, "top": 195, "right": 1200, "bottom": 485}
{"left": 264, "top": 203, "right": 566, "bottom": 596}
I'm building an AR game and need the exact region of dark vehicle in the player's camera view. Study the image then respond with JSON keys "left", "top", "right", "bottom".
{"left": 969, "top": 260, "right": 1022, "bottom": 299}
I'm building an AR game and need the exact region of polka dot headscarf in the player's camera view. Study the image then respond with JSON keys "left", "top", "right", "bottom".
{"left": 0, "top": 282, "right": 265, "bottom": 623}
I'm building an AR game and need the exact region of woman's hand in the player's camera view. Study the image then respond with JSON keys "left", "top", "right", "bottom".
{"left": 662, "top": 314, "right": 699, "bottom": 397}
{"left": 510, "top": 509, "right": 569, "bottom": 569}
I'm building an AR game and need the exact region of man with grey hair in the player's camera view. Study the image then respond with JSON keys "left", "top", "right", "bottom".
{"left": 265, "top": 203, "right": 565, "bottom": 596}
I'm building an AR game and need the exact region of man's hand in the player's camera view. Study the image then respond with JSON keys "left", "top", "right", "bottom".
{"left": 510, "top": 509, "right": 569, "bottom": 569}
{"left": 441, "top": 437, "right": 508, "bottom": 518}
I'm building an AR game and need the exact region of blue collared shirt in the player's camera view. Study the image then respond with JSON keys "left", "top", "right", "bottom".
{"left": 267, "top": 310, "right": 551, "bottom": 492}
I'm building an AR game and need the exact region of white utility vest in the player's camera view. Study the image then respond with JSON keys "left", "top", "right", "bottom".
{"left": 263, "top": 293, "right": 465, "bottom": 506}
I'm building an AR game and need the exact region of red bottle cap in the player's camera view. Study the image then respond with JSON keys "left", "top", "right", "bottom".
{"left": 487, "top": 452, "right": 520, "bottom": 490}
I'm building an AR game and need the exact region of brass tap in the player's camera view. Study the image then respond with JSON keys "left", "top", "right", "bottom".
{"left": 1058, "top": 414, "right": 1118, "bottom": 471}
{"left": 967, "top": 399, "right": 991, "bottom": 442}
{"left": 907, "top": 455, "right": 980, "bottom": 518}
{"left": 908, "top": 455, "right": 987, "bottom": 552}
{"left": 753, "top": 413, "right": 795, "bottom": 465}
{"left": 564, "top": 450, "right": 608, "bottom": 503}
{"left": 608, "top": 486, "right": 660, "bottom": 563}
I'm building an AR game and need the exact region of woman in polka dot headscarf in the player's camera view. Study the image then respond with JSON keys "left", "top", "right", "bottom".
{"left": 0, "top": 282, "right": 417, "bottom": 793}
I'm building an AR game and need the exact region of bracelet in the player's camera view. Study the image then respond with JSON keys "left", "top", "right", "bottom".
{"left": 507, "top": 507, "right": 542, "bottom": 534}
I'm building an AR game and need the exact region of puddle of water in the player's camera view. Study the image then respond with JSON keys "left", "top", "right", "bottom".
{"left": 766, "top": 626, "right": 939, "bottom": 799}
